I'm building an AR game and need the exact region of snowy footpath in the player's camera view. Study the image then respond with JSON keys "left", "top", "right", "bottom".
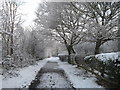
{"left": 34, "top": 61, "right": 72, "bottom": 88}
{"left": 1, "top": 57, "right": 104, "bottom": 89}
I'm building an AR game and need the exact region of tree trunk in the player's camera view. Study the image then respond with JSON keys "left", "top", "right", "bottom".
{"left": 118, "top": 10, "right": 120, "bottom": 62}
{"left": 118, "top": 11, "right": 120, "bottom": 51}
{"left": 10, "top": 21, "right": 14, "bottom": 56}
{"left": 7, "top": 37, "right": 10, "bottom": 55}
{"left": 67, "top": 45, "right": 76, "bottom": 64}
{"left": 67, "top": 46, "right": 72, "bottom": 64}
{"left": 95, "top": 39, "right": 101, "bottom": 55}
{"left": 71, "top": 47, "right": 76, "bottom": 54}
{"left": 10, "top": 36, "right": 13, "bottom": 55}
{"left": 2, "top": 35, "right": 7, "bottom": 59}
{"left": 118, "top": 30, "right": 120, "bottom": 51}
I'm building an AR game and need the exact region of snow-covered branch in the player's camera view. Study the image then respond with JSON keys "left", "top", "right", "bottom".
{"left": 0, "top": 30, "right": 12, "bottom": 36}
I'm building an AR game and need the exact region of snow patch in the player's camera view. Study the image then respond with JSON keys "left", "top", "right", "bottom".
{"left": 2, "top": 57, "right": 105, "bottom": 88}
{"left": 0, "top": 75, "right": 2, "bottom": 90}
{"left": 2, "top": 59, "right": 48, "bottom": 88}
{"left": 58, "top": 62, "right": 104, "bottom": 88}
{"left": 46, "top": 57, "right": 60, "bottom": 62}
{"left": 95, "top": 52, "right": 120, "bottom": 62}
{"left": 43, "top": 57, "right": 105, "bottom": 88}
{"left": 85, "top": 52, "right": 120, "bottom": 62}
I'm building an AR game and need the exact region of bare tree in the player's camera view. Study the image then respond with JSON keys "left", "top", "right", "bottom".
{"left": 118, "top": 8, "right": 120, "bottom": 51}
{"left": 35, "top": 2, "right": 87, "bottom": 63}
{"left": 86, "top": 2, "right": 120, "bottom": 54}
{"left": 0, "top": 1, "right": 22, "bottom": 57}
{"left": 72, "top": 2, "right": 120, "bottom": 54}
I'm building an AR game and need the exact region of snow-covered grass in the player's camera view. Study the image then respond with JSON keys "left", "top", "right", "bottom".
{"left": 0, "top": 75, "right": 2, "bottom": 90}
{"left": 0, "top": 30, "right": 12, "bottom": 35}
{"left": 1, "top": 57, "right": 105, "bottom": 89}
{"left": 58, "top": 62, "right": 104, "bottom": 88}
{"left": 85, "top": 52, "right": 120, "bottom": 62}
{"left": 47, "top": 57, "right": 104, "bottom": 88}
{"left": 2, "top": 58, "right": 48, "bottom": 88}
{"left": 46, "top": 57, "right": 60, "bottom": 62}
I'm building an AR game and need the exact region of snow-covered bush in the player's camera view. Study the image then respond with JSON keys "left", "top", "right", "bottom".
{"left": 2, "top": 55, "right": 15, "bottom": 70}
{"left": 105, "top": 59, "right": 120, "bottom": 83}
{"left": 2, "top": 55, "right": 16, "bottom": 76}
{"left": 84, "top": 56, "right": 106, "bottom": 76}
{"left": 84, "top": 52, "right": 120, "bottom": 64}
{"left": 84, "top": 52, "right": 120, "bottom": 85}
{"left": 95, "top": 52, "right": 120, "bottom": 62}
{"left": 12, "top": 51, "right": 36, "bottom": 68}
{"left": 2, "top": 50, "right": 36, "bottom": 76}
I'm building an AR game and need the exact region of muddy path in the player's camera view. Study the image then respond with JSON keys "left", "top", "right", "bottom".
{"left": 29, "top": 61, "right": 75, "bottom": 89}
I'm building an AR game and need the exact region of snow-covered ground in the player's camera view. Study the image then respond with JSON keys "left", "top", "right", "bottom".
{"left": 36, "top": 61, "right": 72, "bottom": 88}
{"left": 0, "top": 75, "right": 2, "bottom": 90}
{"left": 85, "top": 52, "right": 120, "bottom": 62}
{"left": 1, "top": 57, "right": 104, "bottom": 89}
{"left": 37, "top": 72, "right": 72, "bottom": 88}
{"left": 58, "top": 62, "right": 103, "bottom": 88}
{"left": 2, "top": 58, "right": 48, "bottom": 88}
{"left": 44, "top": 57, "right": 104, "bottom": 88}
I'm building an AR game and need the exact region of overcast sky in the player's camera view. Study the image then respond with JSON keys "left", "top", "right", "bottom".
{"left": 1, "top": 0, "right": 119, "bottom": 28}
{"left": 20, "top": 0, "right": 43, "bottom": 27}
{"left": 19, "top": 0, "right": 119, "bottom": 27}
